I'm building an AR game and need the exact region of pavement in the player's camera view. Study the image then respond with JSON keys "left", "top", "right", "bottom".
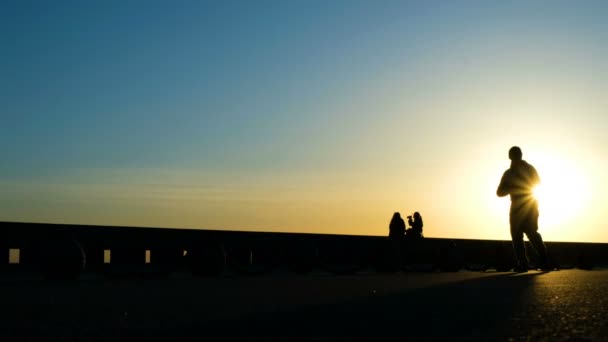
{"left": 1, "top": 269, "right": 607, "bottom": 341}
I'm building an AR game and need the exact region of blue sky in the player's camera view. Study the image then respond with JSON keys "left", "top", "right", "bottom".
{"left": 2, "top": 1, "right": 608, "bottom": 242}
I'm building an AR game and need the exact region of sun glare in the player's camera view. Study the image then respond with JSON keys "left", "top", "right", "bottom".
{"left": 533, "top": 156, "right": 589, "bottom": 231}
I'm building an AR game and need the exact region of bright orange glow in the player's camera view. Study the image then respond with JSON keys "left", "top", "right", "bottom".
{"left": 533, "top": 156, "right": 590, "bottom": 234}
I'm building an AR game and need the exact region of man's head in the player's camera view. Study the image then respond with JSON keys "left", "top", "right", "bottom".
{"left": 509, "top": 146, "right": 523, "bottom": 161}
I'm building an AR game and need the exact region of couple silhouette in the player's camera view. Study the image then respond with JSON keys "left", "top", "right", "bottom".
{"left": 389, "top": 212, "right": 423, "bottom": 240}
{"left": 386, "top": 211, "right": 424, "bottom": 270}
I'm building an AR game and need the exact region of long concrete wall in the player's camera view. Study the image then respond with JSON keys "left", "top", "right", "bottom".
{"left": 1, "top": 221, "right": 606, "bottom": 279}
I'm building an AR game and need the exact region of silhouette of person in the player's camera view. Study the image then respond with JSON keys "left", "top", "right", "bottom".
{"left": 496, "top": 146, "right": 549, "bottom": 272}
{"left": 406, "top": 212, "right": 424, "bottom": 239}
{"left": 388, "top": 212, "right": 406, "bottom": 269}
{"left": 389, "top": 212, "right": 406, "bottom": 238}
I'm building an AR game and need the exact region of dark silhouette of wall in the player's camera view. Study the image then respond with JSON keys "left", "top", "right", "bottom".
{"left": 1, "top": 221, "right": 607, "bottom": 279}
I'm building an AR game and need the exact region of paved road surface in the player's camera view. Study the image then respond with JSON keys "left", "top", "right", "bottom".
{"left": 1, "top": 269, "right": 607, "bottom": 340}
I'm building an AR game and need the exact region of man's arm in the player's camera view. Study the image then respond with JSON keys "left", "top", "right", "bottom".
{"left": 496, "top": 171, "right": 510, "bottom": 197}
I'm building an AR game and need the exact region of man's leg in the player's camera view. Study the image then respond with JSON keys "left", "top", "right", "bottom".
{"left": 510, "top": 220, "right": 527, "bottom": 272}
{"left": 523, "top": 207, "right": 550, "bottom": 269}
{"left": 526, "top": 230, "right": 549, "bottom": 268}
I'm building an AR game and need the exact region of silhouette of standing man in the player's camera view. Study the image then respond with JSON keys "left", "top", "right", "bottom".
{"left": 497, "top": 146, "right": 549, "bottom": 272}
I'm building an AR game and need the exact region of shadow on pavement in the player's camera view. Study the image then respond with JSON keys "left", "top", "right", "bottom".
{"left": 0, "top": 271, "right": 575, "bottom": 341}
{"left": 199, "top": 272, "right": 547, "bottom": 341}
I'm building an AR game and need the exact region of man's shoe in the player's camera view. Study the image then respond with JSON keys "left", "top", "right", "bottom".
{"left": 536, "top": 257, "right": 556, "bottom": 271}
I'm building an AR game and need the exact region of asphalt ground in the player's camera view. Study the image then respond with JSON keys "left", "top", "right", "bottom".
{"left": 1, "top": 269, "right": 607, "bottom": 341}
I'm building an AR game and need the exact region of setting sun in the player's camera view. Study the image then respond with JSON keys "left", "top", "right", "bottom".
{"left": 533, "top": 156, "right": 590, "bottom": 233}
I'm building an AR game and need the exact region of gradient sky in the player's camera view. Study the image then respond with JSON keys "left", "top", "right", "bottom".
{"left": 2, "top": 1, "right": 608, "bottom": 242}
